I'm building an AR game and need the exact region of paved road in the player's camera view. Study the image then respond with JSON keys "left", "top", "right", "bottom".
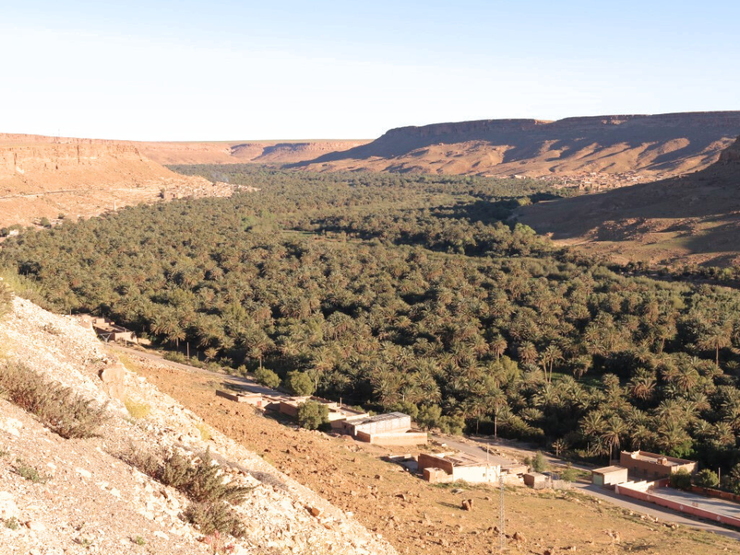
{"left": 655, "top": 488, "right": 740, "bottom": 520}
{"left": 110, "top": 344, "right": 740, "bottom": 541}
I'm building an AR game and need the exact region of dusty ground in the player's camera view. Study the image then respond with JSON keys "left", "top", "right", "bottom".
{"left": 122, "top": 350, "right": 740, "bottom": 555}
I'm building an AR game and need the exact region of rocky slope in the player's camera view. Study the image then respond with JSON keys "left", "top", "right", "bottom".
{"left": 0, "top": 296, "right": 396, "bottom": 555}
{"left": 137, "top": 140, "right": 370, "bottom": 166}
{"left": 519, "top": 136, "right": 740, "bottom": 266}
{"left": 293, "top": 112, "right": 740, "bottom": 184}
{"left": 0, "top": 135, "right": 232, "bottom": 228}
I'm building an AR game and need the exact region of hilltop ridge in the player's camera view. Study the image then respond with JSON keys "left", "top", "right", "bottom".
{"left": 293, "top": 111, "right": 740, "bottom": 183}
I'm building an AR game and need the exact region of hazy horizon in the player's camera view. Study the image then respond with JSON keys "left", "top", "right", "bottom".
{"left": 2, "top": 0, "right": 739, "bottom": 141}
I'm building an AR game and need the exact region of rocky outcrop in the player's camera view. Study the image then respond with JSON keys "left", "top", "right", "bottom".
{"left": 294, "top": 111, "right": 740, "bottom": 182}
{"left": 719, "top": 136, "right": 740, "bottom": 164}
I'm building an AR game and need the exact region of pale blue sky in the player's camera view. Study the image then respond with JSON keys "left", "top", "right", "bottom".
{"left": 1, "top": 1, "right": 738, "bottom": 140}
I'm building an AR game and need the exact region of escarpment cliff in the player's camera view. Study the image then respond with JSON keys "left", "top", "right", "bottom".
{"left": 138, "top": 140, "right": 370, "bottom": 166}
{"left": 0, "top": 135, "right": 231, "bottom": 228}
{"left": 293, "top": 111, "right": 740, "bottom": 184}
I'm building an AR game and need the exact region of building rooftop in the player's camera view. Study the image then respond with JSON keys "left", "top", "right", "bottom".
{"left": 622, "top": 450, "right": 694, "bottom": 466}
{"left": 425, "top": 451, "right": 495, "bottom": 468}
{"left": 352, "top": 412, "right": 408, "bottom": 426}
{"left": 593, "top": 465, "right": 627, "bottom": 474}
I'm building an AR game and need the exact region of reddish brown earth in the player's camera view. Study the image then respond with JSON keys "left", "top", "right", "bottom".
{"left": 293, "top": 112, "right": 740, "bottom": 185}
{"left": 520, "top": 136, "right": 740, "bottom": 267}
{"left": 120, "top": 348, "right": 739, "bottom": 555}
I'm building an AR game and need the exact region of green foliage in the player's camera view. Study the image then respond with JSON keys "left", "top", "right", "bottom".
{"left": 184, "top": 501, "right": 245, "bottom": 538}
{"left": 560, "top": 464, "right": 580, "bottom": 482}
{"left": 4, "top": 517, "right": 19, "bottom": 530}
{"left": 727, "top": 464, "right": 740, "bottom": 495}
{"left": 286, "top": 370, "right": 315, "bottom": 397}
{"left": 416, "top": 404, "right": 443, "bottom": 431}
{"left": 132, "top": 536, "right": 146, "bottom": 546}
{"left": 158, "top": 448, "right": 251, "bottom": 504}
{"left": 254, "top": 367, "right": 280, "bottom": 389}
{"left": 529, "top": 451, "right": 549, "bottom": 473}
{"left": 5, "top": 165, "right": 740, "bottom": 472}
{"left": 693, "top": 468, "right": 719, "bottom": 489}
{"left": 39, "top": 217, "right": 52, "bottom": 228}
{"left": 669, "top": 468, "right": 692, "bottom": 490}
{"left": 0, "top": 364, "right": 108, "bottom": 439}
{"left": 297, "top": 400, "right": 329, "bottom": 430}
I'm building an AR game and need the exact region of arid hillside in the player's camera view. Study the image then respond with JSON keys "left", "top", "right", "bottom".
{"left": 519, "top": 136, "right": 740, "bottom": 267}
{"left": 293, "top": 112, "right": 740, "bottom": 185}
{"left": 0, "top": 295, "right": 397, "bottom": 555}
{"left": 0, "top": 134, "right": 232, "bottom": 228}
{"left": 137, "top": 140, "right": 370, "bottom": 166}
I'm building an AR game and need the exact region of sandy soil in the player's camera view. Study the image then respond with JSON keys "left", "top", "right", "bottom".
{"left": 119, "top": 348, "right": 740, "bottom": 555}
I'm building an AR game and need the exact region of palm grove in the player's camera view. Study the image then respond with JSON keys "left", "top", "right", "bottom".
{"left": 4, "top": 165, "right": 740, "bottom": 490}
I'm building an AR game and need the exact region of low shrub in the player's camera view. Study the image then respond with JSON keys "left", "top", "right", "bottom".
{"left": 297, "top": 400, "right": 329, "bottom": 430}
{"left": 0, "top": 364, "right": 108, "bottom": 439}
{"left": 184, "top": 501, "right": 245, "bottom": 538}
{"left": 125, "top": 447, "right": 251, "bottom": 538}
{"left": 669, "top": 468, "right": 692, "bottom": 490}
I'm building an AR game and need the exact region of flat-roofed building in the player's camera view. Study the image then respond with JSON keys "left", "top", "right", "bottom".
{"left": 418, "top": 452, "right": 501, "bottom": 484}
{"left": 592, "top": 465, "right": 629, "bottom": 487}
{"left": 620, "top": 451, "right": 697, "bottom": 480}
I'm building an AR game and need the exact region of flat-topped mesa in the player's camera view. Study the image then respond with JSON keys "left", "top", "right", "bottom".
{"left": 295, "top": 111, "right": 740, "bottom": 179}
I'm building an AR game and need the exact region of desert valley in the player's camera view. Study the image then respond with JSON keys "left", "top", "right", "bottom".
{"left": 2, "top": 108, "right": 740, "bottom": 555}
{"left": 3, "top": 3, "right": 740, "bottom": 554}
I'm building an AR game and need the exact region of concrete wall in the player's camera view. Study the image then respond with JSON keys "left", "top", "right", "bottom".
{"left": 593, "top": 467, "right": 629, "bottom": 486}
{"left": 616, "top": 484, "right": 740, "bottom": 529}
{"left": 418, "top": 453, "right": 454, "bottom": 475}
{"left": 689, "top": 486, "right": 740, "bottom": 503}
{"left": 356, "top": 431, "right": 427, "bottom": 446}
{"left": 451, "top": 464, "right": 500, "bottom": 484}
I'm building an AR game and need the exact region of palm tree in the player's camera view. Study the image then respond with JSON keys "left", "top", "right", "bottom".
{"left": 539, "top": 345, "right": 563, "bottom": 384}
{"left": 601, "top": 415, "right": 627, "bottom": 463}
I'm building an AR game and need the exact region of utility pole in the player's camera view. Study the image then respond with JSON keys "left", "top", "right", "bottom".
{"left": 499, "top": 473, "right": 506, "bottom": 552}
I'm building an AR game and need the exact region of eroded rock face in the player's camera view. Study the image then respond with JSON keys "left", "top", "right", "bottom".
{"left": 99, "top": 363, "right": 127, "bottom": 400}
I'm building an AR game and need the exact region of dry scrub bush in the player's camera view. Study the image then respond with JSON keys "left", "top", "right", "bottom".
{"left": 125, "top": 446, "right": 251, "bottom": 538}
{"left": 0, "top": 364, "right": 108, "bottom": 439}
{"left": 184, "top": 501, "right": 245, "bottom": 538}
